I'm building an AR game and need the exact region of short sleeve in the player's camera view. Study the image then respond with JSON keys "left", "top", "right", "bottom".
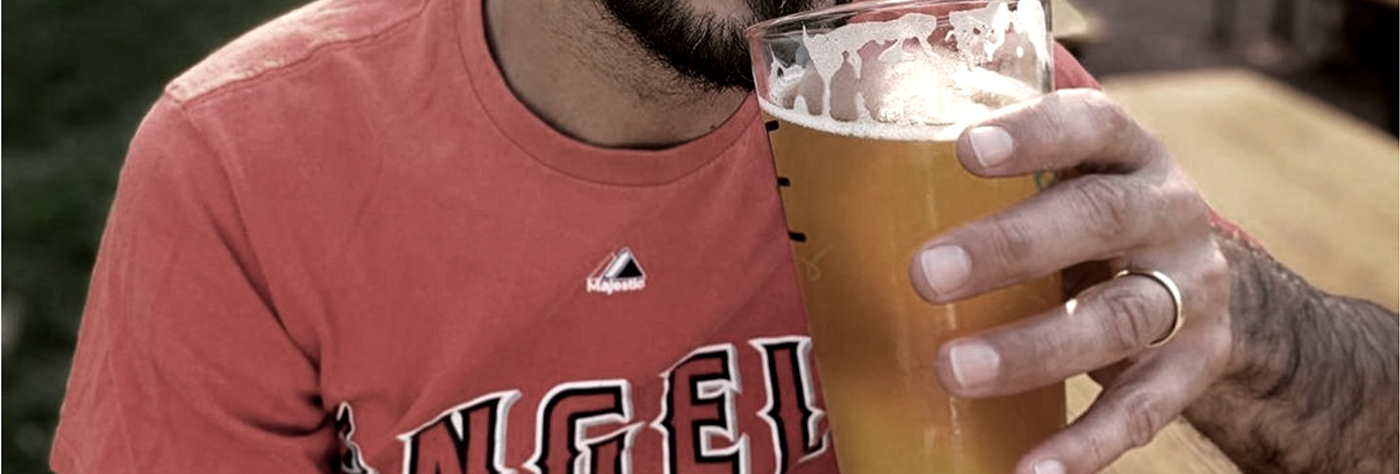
{"left": 50, "top": 98, "right": 335, "bottom": 472}
{"left": 1052, "top": 42, "right": 1101, "bottom": 91}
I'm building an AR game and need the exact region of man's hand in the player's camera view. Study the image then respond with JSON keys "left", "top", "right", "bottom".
{"left": 1184, "top": 234, "right": 1398, "bottom": 474}
{"left": 907, "top": 89, "right": 1234, "bottom": 474}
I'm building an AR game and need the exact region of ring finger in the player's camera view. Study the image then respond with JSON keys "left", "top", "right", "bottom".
{"left": 935, "top": 270, "right": 1184, "bottom": 398}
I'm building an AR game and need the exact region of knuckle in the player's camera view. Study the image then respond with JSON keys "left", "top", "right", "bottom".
{"left": 1117, "top": 390, "right": 1171, "bottom": 448}
{"left": 1068, "top": 175, "right": 1138, "bottom": 244}
{"left": 1161, "top": 180, "right": 1211, "bottom": 236}
{"left": 1075, "top": 428, "right": 1117, "bottom": 471}
{"left": 1176, "top": 241, "right": 1231, "bottom": 323}
{"left": 1194, "top": 250, "right": 1236, "bottom": 374}
{"left": 1073, "top": 90, "right": 1165, "bottom": 165}
{"left": 1080, "top": 92, "right": 1148, "bottom": 158}
{"left": 1074, "top": 91, "right": 1134, "bottom": 142}
{"left": 978, "top": 215, "right": 1038, "bottom": 278}
{"left": 1096, "top": 284, "right": 1160, "bottom": 353}
{"left": 1084, "top": 92, "right": 1132, "bottom": 132}
{"left": 1202, "top": 249, "right": 1232, "bottom": 300}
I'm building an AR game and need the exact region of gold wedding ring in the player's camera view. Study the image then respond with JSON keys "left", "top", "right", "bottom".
{"left": 1113, "top": 268, "right": 1185, "bottom": 348}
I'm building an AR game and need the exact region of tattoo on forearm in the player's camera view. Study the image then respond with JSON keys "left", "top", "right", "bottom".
{"left": 1183, "top": 231, "right": 1399, "bottom": 474}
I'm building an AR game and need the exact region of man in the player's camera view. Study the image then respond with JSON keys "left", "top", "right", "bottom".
{"left": 51, "top": 0, "right": 1398, "bottom": 473}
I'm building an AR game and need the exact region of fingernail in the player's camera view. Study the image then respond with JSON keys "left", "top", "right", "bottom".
{"left": 968, "top": 126, "right": 1014, "bottom": 168}
{"left": 918, "top": 245, "right": 971, "bottom": 295}
{"left": 948, "top": 341, "right": 999, "bottom": 389}
{"left": 1033, "top": 459, "right": 1065, "bottom": 474}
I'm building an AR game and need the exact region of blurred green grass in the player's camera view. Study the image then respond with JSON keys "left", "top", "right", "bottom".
{"left": 3, "top": 0, "right": 301, "bottom": 471}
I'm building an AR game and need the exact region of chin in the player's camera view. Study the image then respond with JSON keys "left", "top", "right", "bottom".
{"left": 685, "top": 0, "right": 758, "bottom": 17}
{"left": 689, "top": 0, "right": 842, "bottom": 23}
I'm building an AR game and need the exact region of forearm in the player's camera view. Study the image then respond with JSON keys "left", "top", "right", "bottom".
{"left": 1184, "top": 231, "right": 1399, "bottom": 474}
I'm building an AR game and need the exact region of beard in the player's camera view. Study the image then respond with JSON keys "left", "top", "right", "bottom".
{"left": 600, "top": 0, "right": 826, "bottom": 91}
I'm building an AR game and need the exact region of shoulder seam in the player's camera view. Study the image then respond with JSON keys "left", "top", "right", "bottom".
{"left": 167, "top": 0, "right": 431, "bottom": 107}
{"left": 153, "top": 96, "right": 301, "bottom": 356}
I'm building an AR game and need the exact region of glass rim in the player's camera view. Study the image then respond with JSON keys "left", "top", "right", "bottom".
{"left": 745, "top": 0, "right": 999, "bottom": 40}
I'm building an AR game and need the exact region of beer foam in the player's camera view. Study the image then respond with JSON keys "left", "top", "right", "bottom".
{"left": 759, "top": 0, "right": 1047, "bottom": 142}
{"left": 761, "top": 97, "right": 980, "bottom": 141}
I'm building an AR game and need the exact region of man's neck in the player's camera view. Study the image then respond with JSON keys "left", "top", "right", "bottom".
{"left": 484, "top": 0, "right": 751, "bottom": 149}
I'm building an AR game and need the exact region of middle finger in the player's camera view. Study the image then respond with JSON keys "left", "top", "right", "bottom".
{"left": 908, "top": 172, "right": 1187, "bottom": 304}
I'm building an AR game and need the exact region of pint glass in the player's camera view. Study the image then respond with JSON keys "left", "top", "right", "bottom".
{"left": 747, "top": 1, "right": 1062, "bottom": 472}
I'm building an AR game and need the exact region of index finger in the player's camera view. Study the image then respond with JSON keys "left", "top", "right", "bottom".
{"left": 956, "top": 89, "right": 1171, "bottom": 177}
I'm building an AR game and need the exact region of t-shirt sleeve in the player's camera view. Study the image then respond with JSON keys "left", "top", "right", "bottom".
{"left": 1052, "top": 42, "right": 1102, "bottom": 91}
{"left": 50, "top": 98, "right": 335, "bottom": 473}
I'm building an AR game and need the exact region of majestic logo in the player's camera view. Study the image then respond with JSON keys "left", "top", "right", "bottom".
{"left": 586, "top": 247, "right": 646, "bottom": 295}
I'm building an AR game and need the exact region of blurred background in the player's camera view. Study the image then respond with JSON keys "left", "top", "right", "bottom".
{"left": 4, "top": 0, "right": 303, "bottom": 471}
{"left": 2, "top": 0, "right": 1394, "bottom": 471}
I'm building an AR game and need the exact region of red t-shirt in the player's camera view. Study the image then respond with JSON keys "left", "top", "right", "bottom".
{"left": 51, "top": 0, "right": 1103, "bottom": 472}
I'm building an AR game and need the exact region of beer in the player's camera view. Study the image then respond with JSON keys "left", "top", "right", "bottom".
{"left": 748, "top": 1, "right": 1061, "bottom": 471}
{"left": 763, "top": 112, "right": 1064, "bottom": 473}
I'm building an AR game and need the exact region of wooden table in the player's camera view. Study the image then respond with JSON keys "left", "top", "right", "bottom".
{"left": 1060, "top": 68, "right": 1399, "bottom": 474}
{"left": 1104, "top": 69, "right": 1398, "bottom": 310}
